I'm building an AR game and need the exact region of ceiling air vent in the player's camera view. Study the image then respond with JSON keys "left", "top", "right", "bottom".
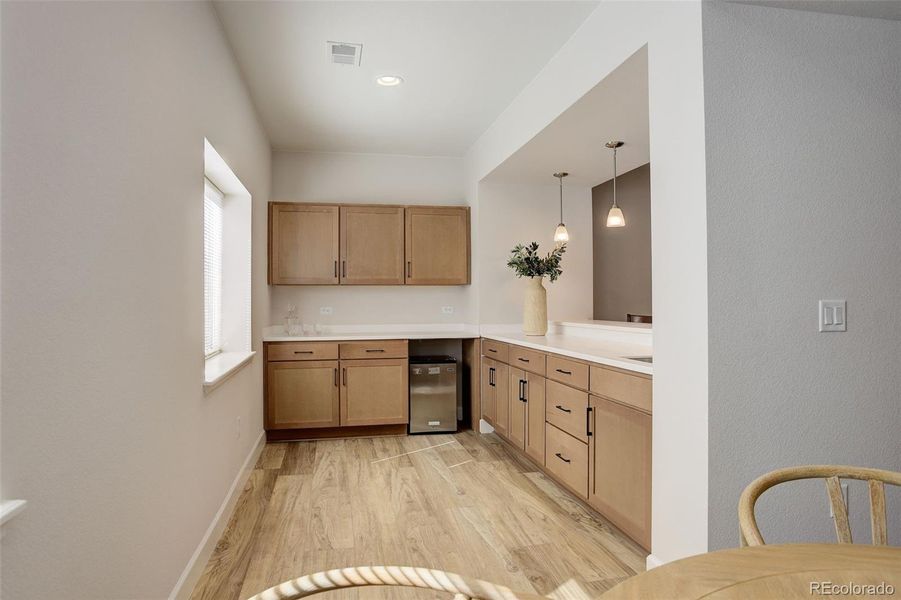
{"left": 327, "top": 41, "right": 363, "bottom": 67}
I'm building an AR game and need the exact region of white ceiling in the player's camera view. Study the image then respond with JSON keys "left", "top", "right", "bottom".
{"left": 482, "top": 46, "right": 648, "bottom": 187}
{"left": 213, "top": 1, "right": 599, "bottom": 156}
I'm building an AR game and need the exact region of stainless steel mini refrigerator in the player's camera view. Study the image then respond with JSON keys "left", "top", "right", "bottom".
{"left": 409, "top": 357, "right": 458, "bottom": 434}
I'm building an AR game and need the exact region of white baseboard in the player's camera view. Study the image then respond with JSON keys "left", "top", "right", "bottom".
{"left": 169, "top": 430, "right": 266, "bottom": 600}
{"left": 645, "top": 553, "right": 664, "bottom": 570}
{"left": 478, "top": 419, "right": 495, "bottom": 434}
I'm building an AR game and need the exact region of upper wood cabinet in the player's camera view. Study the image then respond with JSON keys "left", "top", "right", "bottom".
{"left": 339, "top": 205, "right": 405, "bottom": 285}
{"left": 269, "top": 203, "right": 470, "bottom": 286}
{"left": 405, "top": 206, "right": 470, "bottom": 285}
{"left": 269, "top": 203, "right": 339, "bottom": 285}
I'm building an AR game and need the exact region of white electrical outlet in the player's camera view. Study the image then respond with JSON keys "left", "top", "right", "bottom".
{"left": 819, "top": 300, "right": 846, "bottom": 332}
{"left": 829, "top": 483, "right": 849, "bottom": 517}
{"left": 320, "top": 306, "right": 333, "bottom": 315}
{"left": 441, "top": 306, "right": 454, "bottom": 315}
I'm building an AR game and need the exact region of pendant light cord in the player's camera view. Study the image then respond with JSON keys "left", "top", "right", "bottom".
{"left": 559, "top": 176, "right": 564, "bottom": 222}
{"left": 612, "top": 146, "right": 618, "bottom": 208}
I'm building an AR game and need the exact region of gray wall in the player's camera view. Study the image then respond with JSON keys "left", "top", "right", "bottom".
{"left": 703, "top": 2, "right": 901, "bottom": 549}
{"left": 592, "top": 163, "right": 652, "bottom": 321}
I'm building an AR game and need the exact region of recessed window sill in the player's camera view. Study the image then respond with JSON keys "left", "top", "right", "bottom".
{"left": 204, "top": 351, "right": 256, "bottom": 393}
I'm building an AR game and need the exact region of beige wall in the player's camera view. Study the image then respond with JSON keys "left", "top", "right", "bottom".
{"left": 1, "top": 2, "right": 271, "bottom": 598}
{"left": 478, "top": 182, "right": 594, "bottom": 324}
{"left": 270, "top": 151, "right": 475, "bottom": 326}
{"left": 592, "top": 163, "right": 651, "bottom": 321}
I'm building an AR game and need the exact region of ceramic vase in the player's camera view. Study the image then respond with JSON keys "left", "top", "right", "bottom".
{"left": 523, "top": 276, "right": 548, "bottom": 336}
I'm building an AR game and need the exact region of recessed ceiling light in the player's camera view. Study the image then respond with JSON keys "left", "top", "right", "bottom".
{"left": 376, "top": 75, "right": 404, "bottom": 87}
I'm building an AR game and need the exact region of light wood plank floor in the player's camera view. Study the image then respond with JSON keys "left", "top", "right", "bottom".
{"left": 190, "top": 431, "right": 646, "bottom": 600}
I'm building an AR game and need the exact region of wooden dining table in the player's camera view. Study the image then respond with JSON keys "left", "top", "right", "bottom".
{"left": 600, "top": 543, "right": 901, "bottom": 599}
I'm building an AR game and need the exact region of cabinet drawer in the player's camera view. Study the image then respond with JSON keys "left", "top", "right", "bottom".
{"left": 509, "top": 346, "right": 546, "bottom": 376}
{"left": 545, "top": 380, "right": 590, "bottom": 442}
{"left": 339, "top": 340, "right": 408, "bottom": 360}
{"left": 545, "top": 423, "right": 588, "bottom": 497}
{"left": 267, "top": 342, "right": 339, "bottom": 362}
{"left": 589, "top": 365, "right": 652, "bottom": 413}
{"left": 481, "top": 338, "right": 509, "bottom": 363}
{"left": 547, "top": 355, "right": 589, "bottom": 390}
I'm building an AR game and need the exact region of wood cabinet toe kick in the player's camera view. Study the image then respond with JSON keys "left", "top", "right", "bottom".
{"left": 479, "top": 337, "right": 652, "bottom": 550}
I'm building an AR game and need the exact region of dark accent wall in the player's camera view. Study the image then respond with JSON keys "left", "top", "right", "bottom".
{"left": 591, "top": 163, "right": 651, "bottom": 321}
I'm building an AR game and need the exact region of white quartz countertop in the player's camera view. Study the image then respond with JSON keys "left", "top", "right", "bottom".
{"left": 262, "top": 324, "right": 480, "bottom": 343}
{"left": 262, "top": 322, "right": 652, "bottom": 375}
{"left": 481, "top": 331, "right": 653, "bottom": 375}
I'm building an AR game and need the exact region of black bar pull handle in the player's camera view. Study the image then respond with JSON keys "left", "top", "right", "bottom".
{"left": 587, "top": 406, "right": 593, "bottom": 437}
{"left": 334, "top": 260, "right": 338, "bottom": 278}
{"left": 334, "top": 368, "right": 338, "bottom": 387}
{"left": 555, "top": 453, "right": 571, "bottom": 464}
{"left": 555, "top": 404, "right": 571, "bottom": 413}
{"left": 342, "top": 368, "right": 347, "bottom": 386}
{"left": 342, "top": 260, "right": 346, "bottom": 278}
{"left": 517, "top": 357, "right": 530, "bottom": 363}
{"left": 555, "top": 368, "right": 572, "bottom": 375}
{"left": 407, "top": 261, "right": 412, "bottom": 278}
{"left": 365, "top": 348, "right": 385, "bottom": 353}
{"left": 294, "top": 350, "right": 314, "bottom": 354}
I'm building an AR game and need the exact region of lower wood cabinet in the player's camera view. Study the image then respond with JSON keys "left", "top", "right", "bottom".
{"left": 265, "top": 341, "right": 409, "bottom": 433}
{"left": 508, "top": 368, "right": 546, "bottom": 464}
{"left": 340, "top": 358, "right": 409, "bottom": 426}
{"left": 480, "top": 359, "right": 496, "bottom": 425}
{"left": 589, "top": 395, "right": 652, "bottom": 550}
{"left": 545, "top": 422, "right": 589, "bottom": 497}
{"left": 266, "top": 360, "right": 340, "bottom": 429}
{"left": 480, "top": 337, "right": 652, "bottom": 551}
{"left": 491, "top": 361, "right": 510, "bottom": 437}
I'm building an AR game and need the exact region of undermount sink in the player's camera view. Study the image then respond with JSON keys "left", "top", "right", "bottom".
{"left": 624, "top": 356, "right": 653, "bottom": 364}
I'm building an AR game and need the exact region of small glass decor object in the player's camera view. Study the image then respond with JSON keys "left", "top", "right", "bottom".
{"left": 283, "top": 305, "right": 300, "bottom": 336}
{"left": 507, "top": 242, "right": 566, "bottom": 336}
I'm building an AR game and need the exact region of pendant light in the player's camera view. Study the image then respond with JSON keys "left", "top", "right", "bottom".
{"left": 605, "top": 141, "right": 625, "bottom": 228}
{"left": 553, "top": 172, "right": 569, "bottom": 247}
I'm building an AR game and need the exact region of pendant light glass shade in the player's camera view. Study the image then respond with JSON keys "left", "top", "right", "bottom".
{"left": 552, "top": 172, "right": 569, "bottom": 247}
{"left": 606, "top": 206, "right": 625, "bottom": 227}
{"left": 554, "top": 223, "right": 570, "bottom": 244}
{"left": 605, "top": 141, "right": 625, "bottom": 228}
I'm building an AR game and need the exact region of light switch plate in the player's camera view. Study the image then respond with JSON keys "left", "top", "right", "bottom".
{"left": 320, "top": 306, "right": 333, "bottom": 315}
{"left": 441, "top": 306, "right": 454, "bottom": 314}
{"left": 819, "top": 300, "right": 846, "bottom": 332}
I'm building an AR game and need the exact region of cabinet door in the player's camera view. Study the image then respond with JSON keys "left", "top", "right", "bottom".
{"left": 480, "top": 359, "right": 496, "bottom": 425}
{"left": 404, "top": 206, "right": 470, "bottom": 285}
{"left": 588, "top": 395, "right": 652, "bottom": 550}
{"left": 508, "top": 368, "right": 527, "bottom": 451}
{"left": 524, "top": 373, "right": 546, "bottom": 465}
{"left": 493, "top": 362, "right": 510, "bottom": 437}
{"left": 340, "top": 359, "right": 409, "bottom": 426}
{"left": 269, "top": 203, "right": 339, "bottom": 285}
{"left": 340, "top": 205, "right": 405, "bottom": 285}
{"left": 266, "top": 361, "right": 339, "bottom": 429}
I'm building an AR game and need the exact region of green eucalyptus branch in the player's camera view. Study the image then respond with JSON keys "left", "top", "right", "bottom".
{"left": 506, "top": 242, "right": 566, "bottom": 283}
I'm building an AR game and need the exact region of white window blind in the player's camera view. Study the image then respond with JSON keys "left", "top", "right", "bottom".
{"left": 204, "top": 178, "right": 224, "bottom": 358}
